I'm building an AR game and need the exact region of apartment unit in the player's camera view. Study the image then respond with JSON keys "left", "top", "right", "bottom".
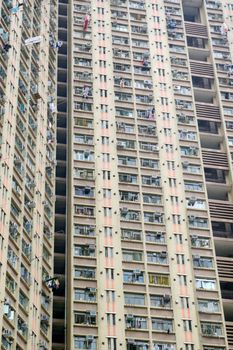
{"left": 0, "top": 0, "right": 57, "bottom": 349}
{"left": 53, "top": 0, "right": 233, "bottom": 349}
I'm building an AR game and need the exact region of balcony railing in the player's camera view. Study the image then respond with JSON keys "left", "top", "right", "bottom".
{"left": 202, "top": 150, "right": 228, "bottom": 168}
{"left": 190, "top": 61, "right": 214, "bottom": 77}
{"left": 216, "top": 257, "right": 233, "bottom": 281}
{"left": 209, "top": 200, "right": 233, "bottom": 222}
{"left": 196, "top": 103, "right": 221, "bottom": 121}
{"left": 226, "top": 322, "right": 233, "bottom": 348}
{"left": 185, "top": 22, "right": 208, "bottom": 37}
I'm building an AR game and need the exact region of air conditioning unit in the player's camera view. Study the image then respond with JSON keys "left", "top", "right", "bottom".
{"left": 189, "top": 215, "right": 196, "bottom": 223}
{"left": 121, "top": 207, "right": 128, "bottom": 215}
{"left": 133, "top": 269, "right": 141, "bottom": 275}
{"left": 88, "top": 244, "right": 95, "bottom": 252}
{"left": 89, "top": 288, "right": 96, "bottom": 293}
{"left": 163, "top": 294, "right": 171, "bottom": 303}
{"left": 2, "top": 329, "right": 13, "bottom": 338}
{"left": 117, "top": 141, "right": 125, "bottom": 149}
{"left": 9, "top": 222, "right": 18, "bottom": 234}
{"left": 126, "top": 314, "right": 134, "bottom": 321}
{"left": 148, "top": 95, "right": 153, "bottom": 102}
{"left": 14, "top": 157, "right": 21, "bottom": 165}
{"left": 27, "top": 201, "right": 36, "bottom": 209}
{"left": 160, "top": 251, "right": 167, "bottom": 258}
{"left": 188, "top": 196, "right": 196, "bottom": 205}
{"left": 28, "top": 180, "right": 36, "bottom": 188}
{"left": 193, "top": 255, "right": 200, "bottom": 260}
{"left": 41, "top": 314, "right": 49, "bottom": 322}
{"left": 182, "top": 161, "right": 189, "bottom": 169}
{"left": 84, "top": 150, "right": 90, "bottom": 158}
{"left": 86, "top": 335, "right": 94, "bottom": 343}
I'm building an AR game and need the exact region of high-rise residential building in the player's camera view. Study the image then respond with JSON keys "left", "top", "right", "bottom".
{"left": 0, "top": 0, "right": 57, "bottom": 349}
{"left": 52, "top": 0, "right": 233, "bottom": 349}
{"left": 2, "top": 0, "right": 233, "bottom": 350}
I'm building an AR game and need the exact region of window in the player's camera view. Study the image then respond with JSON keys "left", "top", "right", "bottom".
{"left": 146, "top": 231, "right": 165, "bottom": 243}
{"left": 180, "top": 297, "right": 189, "bottom": 309}
{"left": 105, "top": 248, "right": 114, "bottom": 258}
{"left": 152, "top": 318, "right": 173, "bottom": 332}
{"left": 74, "top": 245, "right": 95, "bottom": 257}
{"left": 193, "top": 256, "right": 213, "bottom": 268}
{"left": 179, "top": 275, "right": 187, "bottom": 286}
{"left": 104, "top": 227, "right": 113, "bottom": 237}
{"left": 198, "top": 299, "right": 219, "bottom": 313}
{"left": 122, "top": 250, "right": 143, "bottom": 262}
{"left": 176, "top": 254, "right": 185, "bottom": 264}
{"left": 74, "top": 289, "right": 96, "bottom": 302}
{"left": 74, "top": 225, "right": 95, "bottom": 236}
{"left": 153, "top": 344, "right": 175, "bottom": 350}
{"left": 196, "top": 278, "right": 216, "bottom": 290}
{"left": 174, "top": 234, "right": 183, "bottom": 244}
{"left": 201, "top": 323, "right": 222, "bottom": 337}
{"left": 74, "top": 336, "right": 97, "bottom": 349}
{"left": 74, "top": 151, "right": 94, "bottom": 162}
{"left": 74, "top": 267, "right": 95, "bottom": 279}
{"left": 125, "top": 315, "right": 147, "bottom": 329}
{"left": 141, "top": 158, "right": 158, "bottom": 169}
{"left": 148, "top": 274, "right": 169, "bottom": 286}
{"left": 106, "top": 268, "right": 114, "bottom": 280}
{"left": 118, "top": 156, "right": 136, "bottom": 166}
{"left": 191, "top": 236, "right": 210, "bottom": 248}
{"left": 119, "top": 173, "right": 137, "bottom": 184}
{"left": 183, "top": 320, "right": 192, "bottom": 331}
{"left": 103, "top": 189, "right": 112, "bottom": 198}
{"left": 74, "top": 311, "right": 96, "bottom": 325}
{"left": 121, "top": 229, "right": 141, "bottom": 241}
{"left": 123, "top": 270, "right": 144, "bottom": 283}
{"left": 124, "top": 293, "right": 145, "bottom": 306}
{"left": 184, "top": 181, "right": 203, "bottom": 191}
{"left": 144, "top": 212, "right": 163, "bottom": 224}
{"left": 150, "top": 295, "right": 171, "bottom": 308}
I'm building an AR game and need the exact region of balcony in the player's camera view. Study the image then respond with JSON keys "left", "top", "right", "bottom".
{"left": 205, "top": 168, "right": 226, "bottom": 184}
{"left": 196, "top": 103, "right": 221, "bottom": 121}
{"left": 216, "top": 257, "right": 233, "bottom": 281}
{"left": 127, "top": 340, "right": 149, "bottom": 350}
{"left": 185, "top": 22, "right": 208, "bottom": 37}
{"left": 152, "top": 318, "right": 173, "bottom": 333}
{"left": 212, "top": 221, "right": 233, "bottom": 240}
{"left": 190, "top": 61, "right": 214, "bottom": 77}
{"left": 121, "top": 229, "right": 142, "bottom": 241}
{"left": 74, "top": 311, "right": 97, "bottom": 326}
{"left": 123, "top": 270, "right": 144, "bottom": 283}
{"left": 209, "top": 200, "right": 233, "bottom": 222}
{"left": 125, "top": 315, "right": 147, "bottom": 330}
{"left": 202, "top": 150, "right": 228, "bottom": 168}
{"left": 226, "top": 322, "right": 233, "bottom": 349}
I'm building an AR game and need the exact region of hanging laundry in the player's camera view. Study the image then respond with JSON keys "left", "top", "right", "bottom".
{"left": 148, "top": 107, "right": 155, "bottom": 120}
{"left": 49, "top": 102, "right": 56, "bottom": 112}
{"left": 220, "top": 22, "right": 228, "bottom": 36}
{"left": 25, "top": 36, "right": 43, "bottom": 45}
{"left": 120, "top": 78, "right": 125, "bottom": 88}
{"left": 82, "top": 85, "right": 90, "bottom": 99}
{"left": 11, "top": 3, "right": 24, "bottom": 14}
{"left": 0, "top": 29, "right": 9, "bottom": 42}
{"left": 3, "top": 43, "right": 12, "bottom": 52}
{"left": 83, "top": 13, "right": 90, "bottom": 31}
{"left": 46, "top": 277, "right": 60, "bottom": 290}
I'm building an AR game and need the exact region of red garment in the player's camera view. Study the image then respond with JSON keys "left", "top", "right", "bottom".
{"left": 83, "top": 14, "right": 90, "bottom": 31}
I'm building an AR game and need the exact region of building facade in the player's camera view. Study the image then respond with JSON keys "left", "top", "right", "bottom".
{"left": 52, "top": 0, "right": 233, "bottom": 349}
{"left": 0, "top": 0, "right": 57, "bottom": 349}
